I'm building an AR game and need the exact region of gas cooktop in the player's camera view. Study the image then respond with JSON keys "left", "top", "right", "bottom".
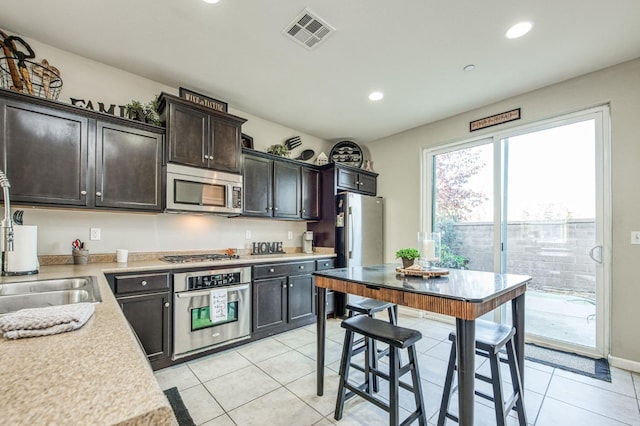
{"left": 161, "top": 253, "right": 240, "bottom": 264}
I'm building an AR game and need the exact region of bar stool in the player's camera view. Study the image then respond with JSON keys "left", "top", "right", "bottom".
{"left": 437, "top": 319, "right": 527, "bottom": 426}
{"left": 344, "top": 298, "right": 399, "bottom": 392}
{"left": 335, "top": 315, "right": 426, "bottom": 426}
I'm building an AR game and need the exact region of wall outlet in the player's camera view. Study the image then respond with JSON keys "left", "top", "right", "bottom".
{"left": 287, "top": 231, "right": 293, "bottom": 240}
{"left": 245, "top": 230, "right": 251, "bottom": 239}
{"left": 631, "top": 231, "right": 640, "bottom": 245}
{"left": 90, "top": 228, "right": 101, "bottom": 241}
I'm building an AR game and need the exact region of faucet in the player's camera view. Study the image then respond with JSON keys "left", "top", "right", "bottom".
{"left": 0, "top": 169, "right": 13, "bottom": 254}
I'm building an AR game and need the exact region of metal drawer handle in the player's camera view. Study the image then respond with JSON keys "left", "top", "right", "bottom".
{"left": 141, "top": 280, "right": 148, "bottom": 286}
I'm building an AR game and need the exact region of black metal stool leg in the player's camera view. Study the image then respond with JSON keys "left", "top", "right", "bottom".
{"left": 389, "top": 347, "right": 400, "bottom": 426}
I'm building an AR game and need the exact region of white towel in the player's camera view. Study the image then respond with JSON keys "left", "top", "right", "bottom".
{"left": 0, "top": 302, "right": 95, "bottom": 339}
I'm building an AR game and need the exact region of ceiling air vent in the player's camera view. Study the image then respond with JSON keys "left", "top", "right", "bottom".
{"left": 282, "top": 8, "right": 335, "bottom": 50}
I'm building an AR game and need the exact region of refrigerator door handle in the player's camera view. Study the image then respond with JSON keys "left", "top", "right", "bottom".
{"left": 348, "top": 209, "right": 354, "bottom": 259}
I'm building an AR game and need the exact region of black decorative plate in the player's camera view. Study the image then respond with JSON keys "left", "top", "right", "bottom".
{"left": 329, "top": 141, "right": 363, "bottom": 168}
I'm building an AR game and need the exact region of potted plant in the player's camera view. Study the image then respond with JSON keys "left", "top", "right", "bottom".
{"left": 267, "top": 143, "right": 290, "bottom": 157}
{"left": 395, "top": 248, "right": 420, "bottom": 268}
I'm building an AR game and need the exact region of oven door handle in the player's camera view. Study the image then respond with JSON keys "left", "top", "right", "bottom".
{"left": 175, "top": 285, "right": 250, "bottom": 299}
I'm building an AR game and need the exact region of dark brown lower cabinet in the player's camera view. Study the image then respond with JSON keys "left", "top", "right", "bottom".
{"left": 288, "top": 274, "right": 316, "bottom": 323}
{"left": 252, "top": 260, "right": 318, "bottom": 337}
{"left": 117, "top": 292, "right": 171, "bottom": 362}
{"left": 108, "top": 272, "right": 171, "bottom": 368}
{"left": 253, "top": 276, "right": 287, "bottom": 332}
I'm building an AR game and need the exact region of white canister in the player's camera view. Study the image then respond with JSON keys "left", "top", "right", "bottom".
{"left": 4, "top": 225, "right": 39, "bottom": 275}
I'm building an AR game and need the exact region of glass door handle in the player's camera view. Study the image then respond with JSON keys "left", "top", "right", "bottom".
{"left": 589, "top": 245, "right": 603, "bottom": 264}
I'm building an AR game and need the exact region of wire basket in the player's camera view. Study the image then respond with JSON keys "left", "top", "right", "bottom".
{"left": 0, "top": 57, "right": 63, "bottom": 100}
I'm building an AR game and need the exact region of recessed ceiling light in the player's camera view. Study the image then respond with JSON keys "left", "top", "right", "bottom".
{"left": 463, "top": 64, "right": 476, "bottom": 72}
{"left": 368, "top": 91, "right": 384, "bottom": 101}
{"left": 505, "top": 21, "right": 533, "bottom": 39}
{"left": 202, "top": 0, "right": 220, "bottom": 3}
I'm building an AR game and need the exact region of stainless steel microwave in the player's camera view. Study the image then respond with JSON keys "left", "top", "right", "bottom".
{"left": 166, "top": 163, "right": 242, "bottom": 215}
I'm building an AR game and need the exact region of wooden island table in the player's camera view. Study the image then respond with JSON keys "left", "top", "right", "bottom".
{"left": 314, "top": 264, "right": 531, "bottom": 426}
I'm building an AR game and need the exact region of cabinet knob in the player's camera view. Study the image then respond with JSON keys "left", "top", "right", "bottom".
{"left": 299, "top": 265, "right": 305, "bottom": 269}
{"left": 80, "top": 190, "right": 87, "bottom": 195}
{"left": 96, "top": 191, "right": 102, "bottom": 197}
{"left": 282, "top": 284, "right": 287, "bottom": 288}
{"left": 141, "top": 280, "right": 148, "bottom": 286}
{"left": 302, "top": 209, "right": 306, "bottom": 213}
{"left": 274, "top": 207, "right": 278, "bottom": 211}
{"left": 290, "top": 283, "right": 293, "bottom": 288}
{"left": 204, "top": 155, "right": 210, "bottom": 160}
{"left": 269, "top": 268, "right": 275, "bottom": 273}
{"left": 164, "top": 302, "right": 170, "bottom": 308}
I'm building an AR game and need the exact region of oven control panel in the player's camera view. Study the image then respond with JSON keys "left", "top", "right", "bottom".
{"left": 188, "top": 272, "right": 242, "bottom": 290}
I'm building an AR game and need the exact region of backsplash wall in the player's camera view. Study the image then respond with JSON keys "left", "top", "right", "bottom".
{"left": 21, "top": 207, "right": 308, "bottom": 256}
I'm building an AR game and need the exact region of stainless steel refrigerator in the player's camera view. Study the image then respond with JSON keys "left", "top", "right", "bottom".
{"left": 335, "top": 192, "right": 384, "bottom": 268}
{"left": 335, "top": 192, "right": 384, "bottom": 314}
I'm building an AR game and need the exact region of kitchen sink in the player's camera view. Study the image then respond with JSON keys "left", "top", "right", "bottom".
{"left": 0, "top": 276, "right": 102, "bottom": 315}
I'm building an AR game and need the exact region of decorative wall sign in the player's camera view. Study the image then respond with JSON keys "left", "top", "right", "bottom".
{"left": 179, "top": 87, "right": 228, "bottom": 112}
{"left": 470, "top": 108, "right": 521, "bottom": 132}
{"left": 241, "top": 133, "right": 254, "bottom": 149}
{"left": 329, "top": 140, "right": 363, "bottom": 168}
{"left": 252, "top": 241, "right": 285, "bottom": 255}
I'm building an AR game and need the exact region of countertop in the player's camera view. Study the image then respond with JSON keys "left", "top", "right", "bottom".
{"left": 313, "top": 264, "right": 531, "bottom": 302}
{"left": 0, "top": 252, "right": 334, "bottom": 425}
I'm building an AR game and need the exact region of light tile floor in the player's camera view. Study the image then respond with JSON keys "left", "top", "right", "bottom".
{"left": 154, "top": 315, "right": 640, "bottom": 425}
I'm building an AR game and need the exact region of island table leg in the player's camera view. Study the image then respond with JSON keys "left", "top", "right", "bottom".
{"left": 316, "top": 286, "right": 327, "bottom": 396}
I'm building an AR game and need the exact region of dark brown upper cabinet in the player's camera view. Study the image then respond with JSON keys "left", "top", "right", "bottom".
{"left": 301, "top": 167, "right": 320, "bottom": 220}
{"left": 335, "top": 164, "right": 377, "bottom": 195}
{"left": 0, "top": 89, "right": 164, "bottom": 212}
{"left": 96, "top": 121, "right": 163, "bottom": 210}
{"left": 242, "top": 149, "right": 319, "bottom": 220}
{"left": 158, "top": 92, "right": 246, "bottom": 174}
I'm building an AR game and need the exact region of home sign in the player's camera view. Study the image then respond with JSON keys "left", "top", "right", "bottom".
{"left": 252, "top": 241, "right": 285, "bottom": 255}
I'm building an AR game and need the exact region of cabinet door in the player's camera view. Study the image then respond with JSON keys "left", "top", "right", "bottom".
{"left": 335, "top": 167, "right": 359, "bottom": 191}
{"left": 288, "top": 274, "right": 316, "bottom": 324}
{"left": 358, "top": 173, "right": 377, "bottom": 195}
{"left": 210, "top": 118, "right": 242, "bottom": 174}
{"left": 118, "top": 292, "right": 171, "bottom": 362}
{"left": 273, "top": 161, "right": 301, "bottom": 219}
{"left": 96, "top": 121, "right": 163, "bottom": 211}
{"left": 301, "top": 167, "right": 320, "bottom": 220}
{"left": 253, "top": 277, "right": 287, "bottom": 332}
{"left": 243, "top": 155, "right": 273, "bottom": 217}
{"left": 0, "top": 100, "right": 89, "bottom": 206}
{"left": 167, "top": 102, "right": 208, "bottom": 168}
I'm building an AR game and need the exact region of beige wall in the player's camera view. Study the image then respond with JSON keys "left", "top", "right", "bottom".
{"left": 5, "top": 31, "right": 333, "bottom": 255}
{"left": 365, "top": 58, "right": 640, "bottom": 366}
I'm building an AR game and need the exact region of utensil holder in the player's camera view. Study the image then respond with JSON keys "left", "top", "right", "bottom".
{"left": 72, "top": 249, "right": 89, "bottom": 265}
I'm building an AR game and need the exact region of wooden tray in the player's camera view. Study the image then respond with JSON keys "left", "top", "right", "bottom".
{"left": 395, "top": 267, "right": 449, "bottom": 277}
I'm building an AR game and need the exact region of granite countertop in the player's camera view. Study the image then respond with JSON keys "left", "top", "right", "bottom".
{"left": 0, "top": 252, "right": 334, "bottom": 425}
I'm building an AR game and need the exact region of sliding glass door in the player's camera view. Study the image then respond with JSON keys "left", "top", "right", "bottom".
{"left": 426, "top": 107, "right": 609, "bottom": 357}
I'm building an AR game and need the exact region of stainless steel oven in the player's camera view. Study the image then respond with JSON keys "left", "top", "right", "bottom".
{"left": 172, "top": 266, "right": 251, "bottom": 360}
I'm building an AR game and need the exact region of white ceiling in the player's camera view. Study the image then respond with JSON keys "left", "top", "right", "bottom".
{"left": 2, "top": 0, "right": 640, "bottom": 143}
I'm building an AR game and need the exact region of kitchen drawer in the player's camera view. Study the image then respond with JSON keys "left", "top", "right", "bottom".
{"left": 114, "top": 272, "right": 170, "bottom": 295}
{"left": 315, "top": 258, "right": 335, "bottom": 271}
{"left": 253, "top": 261, "right": 315, "bottom": 279}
